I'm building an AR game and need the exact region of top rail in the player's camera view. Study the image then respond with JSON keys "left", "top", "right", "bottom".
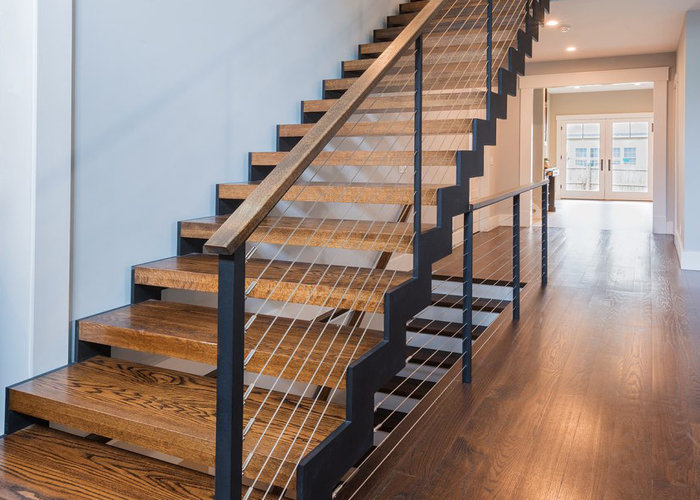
{"left": 204, "top": 0, "right": 451, "bottom": 255}
{"left": 469, "top": 179, "right": 547, "bottom": 211}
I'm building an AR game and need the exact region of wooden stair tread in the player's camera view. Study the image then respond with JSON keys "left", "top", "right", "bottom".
{"left": 133, "top": 254, "right": 412, "bottom": 313}
{"left": 393, "top": 2, "right": 525, "bottom": 23}
{"left": 181, "top": 215, "right": 429, "bottom": 253}
{"left": 359, "top": 38, "right": 511, "bottom": 58}
{"left": 343, "top": 54, "right": 509, "bottom": 75}
{"left": 251, "top": 150, "right": 457, "bottom": 167}
{"left": 304, "top": 92, "right": 485, "bottom": 115}
{"left": 405, "top": 345, "right": 461, "bottom": 369}
{"left": 431, "top": 293, "right": 509, "bottom": 313}
{"left": 79, "top": 300, "right": 382, "bottom": 389}
{"left": 374, "top": 17, "right": 522, "bottom": 42}
{"left": 8, "top": 357, "right": 345, "bottom": 490}
{"left": 325, "top": 75, "right": 497, "bottom": 95}
{"left": 373, "top": 407, "right": 407, "bottom": 433}
{"left": 378, "top": 375, "right": 435, "bottom": 399}
{"left": 406, "top": 317, "right": 486, "bottom": 340}
{"left": 0, "top": 426, "right": 218, "bottom": 500}
{"left": 279, "top": 118, "right": 470, "bottom": 138}
{"left": 218, "top": 182, "right": 448, "bottom": 206}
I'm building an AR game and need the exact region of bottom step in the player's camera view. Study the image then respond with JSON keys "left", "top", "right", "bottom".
{"left": 0, "top": 426, "right": 226, "bottom": 499}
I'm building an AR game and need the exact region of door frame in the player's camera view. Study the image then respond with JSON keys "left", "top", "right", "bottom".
{"left": 518, "top": 66, "right": 670, "bottom": 234}
{"left": 556, "top": 113, "right": 654, "bottom": 201}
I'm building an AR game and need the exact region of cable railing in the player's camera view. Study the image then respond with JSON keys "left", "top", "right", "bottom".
{"left": 204, "top": 0, "right": 549, "bottom": 498}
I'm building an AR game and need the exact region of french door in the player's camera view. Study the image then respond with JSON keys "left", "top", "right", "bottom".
{"left": 557, "top": 115, "right": 653, "bottom": 201}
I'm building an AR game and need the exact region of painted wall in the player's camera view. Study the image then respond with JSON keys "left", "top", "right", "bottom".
{"left": 547, "top": 89, "right": 654, "bottom": 163}
{"left": 0, "top": 0, "right": 398, "bottom": 431}
{"left": 0, "top": 0, "right": 73, "bottom": 433}
{"left": 678, "top": 10, "right": 700, "bottom": 267}
{"left": 71, "top": 0, "right": 398, "bottom": 321}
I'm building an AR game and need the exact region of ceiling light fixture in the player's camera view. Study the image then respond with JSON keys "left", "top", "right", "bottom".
{"left": 566, "top": 46, "right": 577, "bottom": 52}
{"left": 545, "top": 19, "right": 560, "bottom": 27}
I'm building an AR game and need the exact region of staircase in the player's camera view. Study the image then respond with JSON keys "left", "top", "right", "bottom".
{"left": 1, "top": 0, "right": 549, "bottom": 498}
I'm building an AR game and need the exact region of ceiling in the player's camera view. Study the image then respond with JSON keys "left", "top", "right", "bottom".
{"left": 532, "top": 0, "right": 700, "bottom": 62}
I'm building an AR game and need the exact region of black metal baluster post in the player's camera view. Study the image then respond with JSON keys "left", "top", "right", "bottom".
{"left": 541, "top": 184, "right": 549, "bottom": 286}
{"left": 486, "top": 0, "right": 493, "bottom": 118}
{"left": 215, "top": 247, "right": 245, "bottom": 499}
{"left": 463, "top": 202, "right": 474, "bottom": 384}
{"left": 512, "top": 195, "right": 521, "bottom": 321}
{"left": 414, "top": 35, "right": 423, "bottom": 272}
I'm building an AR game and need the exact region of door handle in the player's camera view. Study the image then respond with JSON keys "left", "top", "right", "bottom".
{"left": 600, "top": 159, "right": 604, "bottom": 171}
{"left": 608, "top": 159, "right": 611, "bottom": 171}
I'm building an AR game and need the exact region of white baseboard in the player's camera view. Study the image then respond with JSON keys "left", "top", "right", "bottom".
{"left": 674, "top": 234, "right": 700, "bottom": 271}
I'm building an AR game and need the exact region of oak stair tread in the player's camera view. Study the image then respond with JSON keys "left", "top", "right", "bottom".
{"left": 325, "top": 75, "right": 497, "bottom": 96}
{"left": 250, "top": 150, "right": 458, "bottom": 168}
{"left": 303, "top": 92, "right": 486, "bottom": 116}
{"left": 279, "top": 118, "right": 471, "bottom": 138}
{"left": 431, "top": 293, "right": 509, "bottom": 313}
{"left": 406, "top": 345, "right": 461, "bottom": 369}
{"left": 180, "top": 215, "right": 429, "bottom": 253}
{"left": 218, "top": 182, "right": 448, "bottom": 206}
{"left": 133, "top": 254, "right": 412, "bottom": 313}
{"left": 378, "top": 375, "right": 435, "bottom": 399}
{"left": 406, "top": 317, "right": 486, "bottom": 340}
{"left": 359, "top": 38, "right": 511, "bottom": 59}
{"left": 399, "top": 0, "right": 515, "bottom": 14}
{"left": 79, "top": 300, "right": 382, "bottom": 389}
{"left": 392, "top": 1, "right": 525, "bottom": 24}
{"left": 7, "top": 357, "right": 345, "bottom": 492}
{"left": 374, "top": 17, "right": 522, "bottom": 42}
{"left": 0, "top": 426, "right": 221, "bottom": 500}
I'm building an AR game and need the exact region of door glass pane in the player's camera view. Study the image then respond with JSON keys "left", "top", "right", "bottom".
{"left": 611, "top": 121, "right": 649, "bottom": 193}
{"left": 565, "top": 122, "right": 601, "bottom": 193}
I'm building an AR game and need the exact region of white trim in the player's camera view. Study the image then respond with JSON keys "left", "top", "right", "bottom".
{"left": 517, "top": 67, "right": 670, "bottom": 234}
{"left": 519, "top": 67, "right": 670, "bottom": 90}
{"left": 675, "top": 234, "right": 700, "bottom": 271}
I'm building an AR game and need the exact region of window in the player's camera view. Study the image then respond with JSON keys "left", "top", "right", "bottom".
{"left": 623, "top": 147, "right": 637, "bottom": 166}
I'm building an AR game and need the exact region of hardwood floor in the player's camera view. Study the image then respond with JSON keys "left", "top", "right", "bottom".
{"left": 354, "top": 224, "right": 700, "bottom": 499}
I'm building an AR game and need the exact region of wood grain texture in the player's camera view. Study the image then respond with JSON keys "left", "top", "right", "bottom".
{"left": 250, "top": 150, "right": 457, "bottom": 168}
{"left": 304, "top": 92, "right": 485, "bottom": 115}
{"left": 217, "top": 182, "right": 446, "bottom": 206}
{"left": 359, "top": 38, "right": 510, "bottom": 59}
{"left": 348, "top": 225, "right": 700, "bottom": 499}
{"left": 79, "top": 300, "right": 382, "bottom": 388}
{"left": 203, "top": 0, "right": 451, "bottom": 255}
{"left": 0, "top": 426, "right": 219, "bottom": 500}
{"left": 133, "top": 254, "right": 412, "bottom": 313}
{"left": 278, "top": 118, "right": 471, "bottom": 138}
{"left": 8, "top": 357, "right": 345, "bottom": 491}
{"left": 181, "top": 215, "right": 428, "bottom": 254}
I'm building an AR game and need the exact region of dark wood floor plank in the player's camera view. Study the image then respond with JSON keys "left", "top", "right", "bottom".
{"left": 347, "top": 225, "right": 700, "bottom": 499}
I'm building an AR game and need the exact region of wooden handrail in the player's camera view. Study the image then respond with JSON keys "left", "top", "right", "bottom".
{"left": 204, "top": 0, "right": 450, "bottom": 255}
{"left": 469, "top": 179, "right": 548, "bottom": 211}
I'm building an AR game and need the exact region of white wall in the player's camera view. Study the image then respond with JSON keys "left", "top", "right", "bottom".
{"left": 0, "top": 0, "right": 398, "bottom": 430}
{"left": 0, "top": 0, "right": 73, "bottom": 433}
{"left": 71, "top": 0, "right": 398, "bottom": 320}
{"left": 676, "top": 10, "right": 700, "bottom": 268}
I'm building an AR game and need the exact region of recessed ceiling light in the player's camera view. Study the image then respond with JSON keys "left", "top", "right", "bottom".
{"left": 545, "top": 19, "right": 560, "bottom": 27}
{"left": 566, "top": 46, "right": 577, "bottom": 52}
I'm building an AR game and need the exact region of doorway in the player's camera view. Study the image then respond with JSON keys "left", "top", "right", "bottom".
{"left": 557, "top": 114, "right": 653, "bottom": 201}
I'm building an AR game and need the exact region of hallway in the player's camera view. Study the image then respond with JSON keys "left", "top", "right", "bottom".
{"left": 357, "top": 204, "right": 700, "bottom": 499}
